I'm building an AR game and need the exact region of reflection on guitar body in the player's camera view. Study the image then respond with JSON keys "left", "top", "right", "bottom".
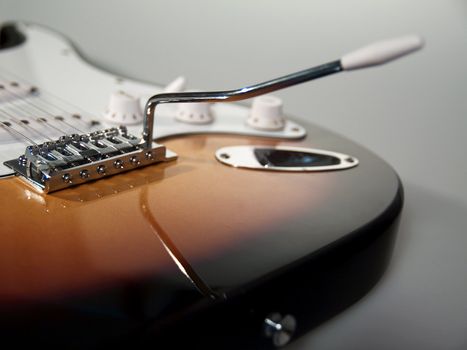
{"left": 0, "top": 22, "right": 421, "bottom": 349}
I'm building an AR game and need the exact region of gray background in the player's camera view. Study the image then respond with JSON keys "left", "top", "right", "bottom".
{"left": 1, "top": 1, "right": 466, "bottom": 349}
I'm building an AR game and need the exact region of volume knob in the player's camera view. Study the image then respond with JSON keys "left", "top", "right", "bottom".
{"left": 247, "top": 95, "right": 285, "bottom": 131}
{"left": 175, "top": 102, "right": 214, "bottom": 124}
{"left": 103, "top": 91, "right": 143, "bottom": 125}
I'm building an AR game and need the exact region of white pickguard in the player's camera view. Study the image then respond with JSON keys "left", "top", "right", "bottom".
{"left": 0, "top": 23, "right": 306, "bottom": 177}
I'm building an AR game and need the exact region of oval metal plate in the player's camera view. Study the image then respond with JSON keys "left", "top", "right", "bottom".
{"left": 215, "top": 145, "right": 358, "bottom": 172}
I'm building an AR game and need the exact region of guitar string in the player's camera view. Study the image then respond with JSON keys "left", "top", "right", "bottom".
{"left": 54, "top": 115, "right": 86, "bottom": 133}
{"left": 0, "top": 68, "right": 100, "bottom": 130}
{"left": 0, "top": 86, "right": 86, "bottom": 135}
{"left": 0, "top": 104, "right": 42, "bottom": 142}
{"left": 5, "top": 86, "right": 93, "bottom": 131}
{"left": 0, "top": 93, "right": 74, "bottom": 144}
{"left": 14, "top": 120, "right": 52, "bottom": 141}
{"left": 36, "top": 116, "right": 69, "bottom": 134}
{"left": 0, "top": 79, "right": 87, "bottom": 133}
{"left": 0, "top": 84, "right": 81, "bottom": 162}
{"left": 0, "top": 70, "right": 97, "bottom": 173}
{"left": 0, "top": 90, "right": 58, "bottom": 140}
{"left": 0, "top": 121, "right": 36, "bottom": 145}
{"left": 0, "top": 68, "right": 128, "bottom": 166}
{"left": 0, "top": 79, "right": 64, "bottom": 117}
{"left": 0, "top": 69, "right": 80, "bottom": 116}
{"left": 16, "top": 92, "right": 92, "bottom": 131}
{"left": 0, "top": 107, "right": 77, "bottom": 144}
{"left": 3, "top": 110, "right": 52, "bottom": 142}
{"left": 0, "top": 95, "right": 79, "bottom": 139}
{"left": 0, "top": 89, "right": 89, "bottom": 165}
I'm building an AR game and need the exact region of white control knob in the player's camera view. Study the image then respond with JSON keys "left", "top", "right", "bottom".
{"left": 175, "top": 102, "right": 214, "bottom": 124}
{"left": 103, "top": 91, "right": 143, "bottom": 124}
{"left": 247, "top": 95, "right": 285, "bottom": 131}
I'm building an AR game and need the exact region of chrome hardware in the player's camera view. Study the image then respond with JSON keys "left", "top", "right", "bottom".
{"left": 143, "top": 61, "right": 343, "bottom": 148}
{"left": 129, "top": 156, "right": 140, "bottom": 166}
{"left": 113, "top": 159, "right": 124, "bottom": 169}
{"left": 79, "top": 169, "right": 90, "bottom": 179}
{"left": 96, "top": 165, "right": 106, "bottom": 174}
{"left": 4, "top": 127, "right": 177, "bottom": 193}
{"left": 18, "top": 155, "right": 27, "bottom": 166}
{"left": 141, "top": 37, "right": 423, "bottom": 150}
{"left": 264, "top": 313, "right": 297, "bottom": 347}
{"left": 215, "top": 145, "right": 358, "bottom": 172}
{"left": 4, "top": 62, "right": 350, "bottom": 192}
{"left": 62, "top": 173, "right": 72, "bottom": 183}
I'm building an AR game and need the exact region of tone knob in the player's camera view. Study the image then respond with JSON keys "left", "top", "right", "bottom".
{"left": 175, "top": 102, "right": 214, "bottom": 124}
{"left": 246, "top": 95, "right": 285, "bottom": 131}
{"left": 103, "top": 91, "right": 143, "bottom": 125}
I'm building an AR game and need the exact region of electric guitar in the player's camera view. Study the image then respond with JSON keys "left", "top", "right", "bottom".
{"left": 0, "top": 22, "right": 422, "bottom": 349}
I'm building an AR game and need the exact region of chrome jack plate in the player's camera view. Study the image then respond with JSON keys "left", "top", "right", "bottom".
{"left": 4, "top": 126, "right": 177, "bottom": 193}
{"left": 215, "top": 146, "right": 358, "bottom": 172}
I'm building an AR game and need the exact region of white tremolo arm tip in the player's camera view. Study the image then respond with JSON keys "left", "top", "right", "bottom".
{"left": 163, "top": 76, "right": 187, "bottom": 93}
{"left": 340, "top": 35, "right": 424, "bottom": 71}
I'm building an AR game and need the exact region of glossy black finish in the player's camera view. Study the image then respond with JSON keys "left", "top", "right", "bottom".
{"left": 254, "top": 148, "right": 340, "bottom": 167}
{"left": 0, "top": 256, "right": 204, "bottom": 349}
{"left": 137, "top": 189, "right": 402, "bottom": 349}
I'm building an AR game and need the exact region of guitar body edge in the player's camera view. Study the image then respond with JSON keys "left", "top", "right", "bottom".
{"left": 135, "top": 183, "right": 403, "bottom": 349}
{"left": 0, "top": 21, "right": 406, "bottom": 349}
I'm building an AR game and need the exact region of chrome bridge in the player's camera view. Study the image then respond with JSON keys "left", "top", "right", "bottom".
{"left": 3, "top": 35, "right": 422, "bottom": 193}
{"left": 4, "top": 126, "right": 177, "bottom": 193}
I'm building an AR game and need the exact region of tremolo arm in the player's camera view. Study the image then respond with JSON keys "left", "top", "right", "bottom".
{"left": 4, "top": 35, "right": 422, "bottom": 192}
{"left": 5, "top": 61, "right": 343, "bottom": 193}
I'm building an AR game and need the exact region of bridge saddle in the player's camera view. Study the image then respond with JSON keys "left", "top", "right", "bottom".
{"left": 4, "top": 126, "right": 177, "bottom": 193}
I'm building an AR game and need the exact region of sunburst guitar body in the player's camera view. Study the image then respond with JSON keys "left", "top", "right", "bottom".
{"left": 0, "top": 23, "right": 405, "bottom": 349}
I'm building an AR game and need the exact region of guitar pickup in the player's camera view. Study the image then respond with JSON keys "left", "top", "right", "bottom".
{"left": 3, "top": 126, "right": 177, "bottom": 193}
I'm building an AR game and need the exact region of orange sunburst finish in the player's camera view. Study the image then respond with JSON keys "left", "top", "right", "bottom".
{"left": 0, "top": 134, "right": 329, "bottom": 302}
{"left": 0, "top": 22, "right": 411, "bottom": 347}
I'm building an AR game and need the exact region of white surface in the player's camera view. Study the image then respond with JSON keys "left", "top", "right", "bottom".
{"left": 1, "top": 1, "right": 466, "bottom": 349}
{"left": 163, "top": 75, "right": 186, "bottom": 93}
{"left": 175, "top": 101, "right": 214, "bottom": 124}
{"left": 341, "top": 35, "right": 424, "bottom": 70}
{"left": 0, "top": 24, "right": 305, "bottom": 176}
{"left": 247, "top": 95, "right": 285, "bottom": 130}
{"left": 104, "top": 90, "right": 144, "bottom": 124}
